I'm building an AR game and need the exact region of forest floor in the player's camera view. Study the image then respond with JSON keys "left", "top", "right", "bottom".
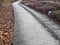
{"left": 0, "top": 3, "right": 14, "bottom": 45}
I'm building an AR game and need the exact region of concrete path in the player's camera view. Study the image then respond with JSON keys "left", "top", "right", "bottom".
{"left": 20, "top": 4, "right": 60, "bottom": 39}
{"left": 12, "top": 2, "right": 59, "bottom": 45}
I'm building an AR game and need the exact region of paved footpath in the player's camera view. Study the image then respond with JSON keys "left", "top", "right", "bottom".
{"left": 12, "top": 1, "right": 59, "bottom": 45}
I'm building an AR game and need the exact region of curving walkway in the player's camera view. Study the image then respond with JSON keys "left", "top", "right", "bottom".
{"left": 12, "top": 1, "right": 59, "bottom": 45}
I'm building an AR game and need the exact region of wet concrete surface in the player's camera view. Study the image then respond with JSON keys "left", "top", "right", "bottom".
{"left": 12, "top": 1, "right": 59, "bottom": 45}
{"left": 20, "top": 4, "right": 60, "bottom": 40}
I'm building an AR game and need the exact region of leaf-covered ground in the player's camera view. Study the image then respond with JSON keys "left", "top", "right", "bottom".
{"left": 0, "top": 3, "right": 14, "bottom": 45}
{"left": 21, "top": 1, "right": 60, "bottom": 24}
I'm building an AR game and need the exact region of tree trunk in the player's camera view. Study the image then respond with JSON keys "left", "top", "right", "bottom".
{"left": 0, "top": 0, "right": 2, "bottom": 6}
{"left": 0, "top": 0, "right": 2, "bottom": 10}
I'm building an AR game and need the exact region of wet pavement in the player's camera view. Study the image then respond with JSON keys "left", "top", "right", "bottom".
{"left": 20, "top": 4, "right": 60, "bottom": 40}
{"left": 12, "top": 1, "right": 59, "bottom": 45}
